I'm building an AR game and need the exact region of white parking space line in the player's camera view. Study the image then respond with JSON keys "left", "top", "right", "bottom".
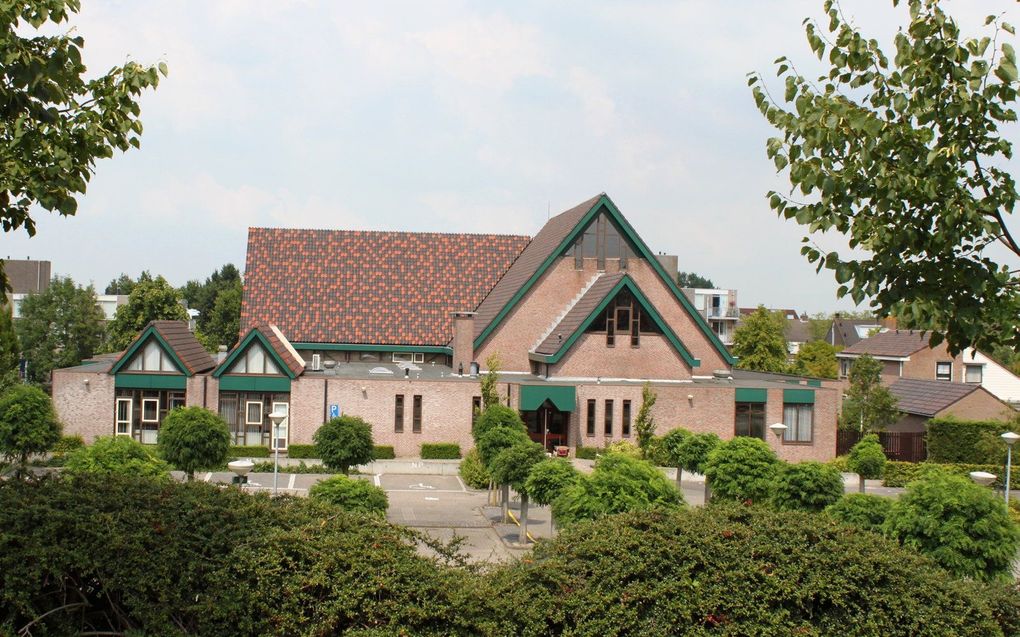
{"left": 455, "top": 476, "right": 467, "bottom": 492}
{"left": 385, "top": 489, "right": 466, "bottom": 494}
{"left": 373, "top": 474, "right": 381, "bottom": 487}
{"left": 203, "top": 472, "right": 212, "bottom": 482}
{"left": 288, "top": 474, "right": 296, "bottom": 490}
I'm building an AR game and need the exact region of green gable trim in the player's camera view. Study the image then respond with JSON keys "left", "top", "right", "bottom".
{"left": 520, "top": 385, "right": 576, "bottom": 412}
{"left": 218, "top": 376, "right": 291, "bottom": 392}
{"left": 115, "top": 374, "right": 187, "bottom": 390}
{"left": 529, "top": 276, "right": 699, "bottom": 368}
{"left": 786, "top": 379, "right": 802, "bottom": 385}
{"left": 735, "top": 388, "right": 767, "bottom": 403}
{"left": 783, "top": 388, "right": 816, "bottom": 404}
{"left": 291, "top": 343, "right": 452, "bottom": 354}
{"left": 807, "top": 379, "right": 823, "bottom": 388}
{"left": 109, "top": 326, "right": 189, "bottom": 376}
{"left": 214, "top": 329, "right": 297, "bottom": 379}
{"left": 473, "top": 195, "right": 736, "bottom": 366}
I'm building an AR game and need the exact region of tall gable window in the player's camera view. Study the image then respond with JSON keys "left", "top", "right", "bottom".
{"left": 229, "top": 343, "right": 281, "bottom": 375}
{"left": 588, "top": 288, "right": 661, "bottom": 347}
{"left": 568, "top": 213, "right": 633, "bottom": 270}
{"left": 126, "top": 339, "right": 180, "bottom": 373}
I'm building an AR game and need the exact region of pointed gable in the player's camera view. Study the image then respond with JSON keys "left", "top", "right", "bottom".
{"left": 110, "top": 321, "right": 215, "bottom": 377}
{"left": 215, "top": 325, "right": 305, "bottom": 379}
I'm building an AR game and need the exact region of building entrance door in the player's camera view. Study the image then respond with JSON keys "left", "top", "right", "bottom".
{"left": 522, "top": 400, "right": 569, "bottom": 452}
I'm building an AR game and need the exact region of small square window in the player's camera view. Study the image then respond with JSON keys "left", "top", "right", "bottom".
{"left": 141, "top": 398, "right": 159, "bottom": 423}
{"left": 245, "top": 401, "right": 263, "bottom": 425}
{"left": 965, "top": 364, "right": 983, "bottom": 384}
{"left": 936, "top": 362, "right": 952, "bottom": 382}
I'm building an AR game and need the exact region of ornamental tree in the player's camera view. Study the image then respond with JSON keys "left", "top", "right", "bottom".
{"left": 884, "top": 472, "right": 1020, "bottom": 581}
{"left": 472, "top": 403, "right": 526, "bottom": 447}
{"left": 0, "top": 384, "right": 60, "bottom": 475}
{"left": 750, "top": 0, "right": 1020, "bottom": 355}
{"left": 847, "top": 433, "right": 887, "bottom": 493}
{"left": 525, "top": 457, "right": 580, "bottom": 533}
{"left": 675, "top": 431, "right": 722, "bottom": 501}
{"left": 313, "top": 415, "right": 374, "bottom": 475}
{"left": 703, "top": 436, "right": 780, "bottom": 504}
{"left": 842, "top": 355, "right": 900, "bottom": 432}
{"left": 634, "top": 382, "right": 658, "bottom": 455}
{"left": 157, "top": 407, "right": 231, "bottom": 480}
{"left": 772, "top": 461, "right": 845, "bottom": 512}
{"left": 308, "top": 475, "right": 388, "bottom": 517}
{"left": 489, "top": 440, "right": 547, "bottom": 543}
{"left": 477, "top": 425, "right": 529, "bottom": 521}
{"left": 0, "top": 1, "right": 165, "bottom": 291}
{"left": 659, "top": 427, "right": 691, "bottom": 488}
{"left": 731, "top": 306, "right": 790, "bottom": 373}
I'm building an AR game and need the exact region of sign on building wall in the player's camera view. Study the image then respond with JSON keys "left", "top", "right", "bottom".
{"left": 329, "top": 404, "right": 339, "bottom": 419}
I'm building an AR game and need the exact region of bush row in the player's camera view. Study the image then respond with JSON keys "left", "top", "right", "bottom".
{"left": 228, "top": 445, "right": 271, "bottom": 458}
{"left": 1, "top": 475, "right": 1016, "bottom": 636}
{"left": 927, "top": 417, "right": 1013, "bottom": 465}
{"left": 421, "top": 443, "right": 461, "bottom": 459}
{"left": 883, "top": 460, "right": 1020, "bottom": 489}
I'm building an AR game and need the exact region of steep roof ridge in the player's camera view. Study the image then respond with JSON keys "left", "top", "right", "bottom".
{"left": 531, "top": 272, "right": 609, "bottom": 352}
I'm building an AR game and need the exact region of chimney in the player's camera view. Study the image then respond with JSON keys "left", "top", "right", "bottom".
{"left": 216, "top": 345, "right": 228, "bottom": 364}
{"left": 655, "top": 254, "right": 679, "bottom": 279}
{"left": 451, "top": 311, "right": 475, "bottom": 375}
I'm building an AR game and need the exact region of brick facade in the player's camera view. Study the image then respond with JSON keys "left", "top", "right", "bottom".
{"left": 52, "top": 368, "right": 116, "bottom": 443}
{"left": 550, "top": 333, "right": 688, "bottom": 380}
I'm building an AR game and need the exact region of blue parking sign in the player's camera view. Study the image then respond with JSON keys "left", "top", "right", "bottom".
{"left": 329, "top": 404, "right": 339, "bottom": 419}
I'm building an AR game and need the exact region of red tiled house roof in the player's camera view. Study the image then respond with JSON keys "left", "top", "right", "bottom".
{"left": 888, "top": 378, "right": 981, "bottom": 417}
{"left": 241, "top": 228, "right": 530, "bottom": 346}
{"left": 110, "top": 320, "right": 215, "bottom": 376}
{"left": 841, "top": 330, "right": 930, "bottom": 358}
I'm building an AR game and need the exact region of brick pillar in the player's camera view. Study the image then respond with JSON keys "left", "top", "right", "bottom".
{"left": 451, "top": 311, "right": 475, "bottom": 376}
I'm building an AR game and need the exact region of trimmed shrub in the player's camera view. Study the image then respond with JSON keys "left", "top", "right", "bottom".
{"left": 373, "top": 445, "right": 396, "bottom": 460}
{"left": 658, "top": 427, "right": 691, "bottom": 477}
{"left": 485, "top": 505, "right": 1006, "bottom": 636}
{"left": 827, "top": 493, "right": 893, "bottom": 533}
{"left": 703, "top": 436, "right": 779, "bottom": 503}
{"left": 642, "top": 434, "right": 671, "bottom": 467}
{"left": 675, "top": 431, "right": 722, "bottom": 477}
{"left": 314, "top": 415, "right": 374, "bottom": 475}
{"left": 606, "top": 439, "right": 641, "bottom": 458}
{"left": 525, "top": 458, "right": 580, "bottom": 507}
{"left": 285, "top": 444, "right": 318, "bottom": 459}
{"left": 0, "top": 384, "right": 61, "bottom": 474}
{"left": 250, "top": 461, "right": 338, "bottom": 474}
{"left": 574, "top": 446, "right": 599, "bottom": 460}
{"left": 308, "top": 475, "right": 389, "bottom": 517}
{"left": 459, "top": 449, "right": 490, "bottom": 490}
{"left": 884, "top": 472, "right": 1020, "bottom": 581}
{"left": 228, "top": 445, "right": 271, "bottom": 458}
{"left": 771, "top": 461, "right": 844, "bottom": 512}
{"left": 64, "top": 436, "right": 171, "bottom": 480}
{"left": 883, "top": 460, "right": 1020, "bottom": 489}
{"left": 472, "top": 404, "right": 526, "bottom": 444}
{"left": 927, "top": 417, "right": 1010, "bottom": 465}
{"left": 53, "top": 434, "right": 85, "bottom": 454}
{"left": 827, "top": 454, "right": 851, "bottom": 472}
{"left": 847, "top": 433, "right": 885, "bottom": 493}
{"left": 157, "top": 407, "right": 231, "bottom": 479}
{"left": 421, "top": 443, "right": 461, "bottom": 459}
{"left": 477, "top": 426, "right": 528, "bottom": 469}
{"left": 552, "top": 453, "right": 683, "bottom": 526}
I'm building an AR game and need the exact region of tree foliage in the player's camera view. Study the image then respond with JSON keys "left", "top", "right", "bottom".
{"left": 479, "top": 352, "right": 502, "bottom": 407}
{"left": 750, "top": 0, "right": 1020, "bottom": 355}
{"left": 884, "top": 472, "right": 1020, "bottom": 581}
{"left": 674, "top": 431, "right": 722, "bottom": 477}
{"left": 732, "top": 306, "right": 790, "bottom": 372}
{"left": 64, "top": 435, "right": 170, "bottom": 480}
{"left": 489, "top": 440, "right": 546, "bottom": 494}
{"left": 105, "top": 271, "right": 151, "bottom": 296}
{"left": 156, "top": 407, "right": 230, "bottom": 480}
{"left": 180, "top": 264, "right": 243, "bottom": 349}
{"left": 772, "top": 461, "right": 845, "bottom": 512}
{"left": 676, "top": 271, "right": 715, "bottom": 289}
{"left": 552, "top": 453, "right": 683, "bottom": 526}
{"left": 476, "top": 425, "right": 528, "bottom": 470}
{"left": 793, "top": 339, "right": 838, "bottom": 378}
{"left": 458, "top": 448, "right": 491, "bottom": 490}
{"left": 703, "top": 436, "right": 780, "bottom": 503}
{"left": 106, "top": 275, "right": 188, "bottom": 351}
{"left": 0, "top": 384, "right": 59, "bottom": 474}
{"left": 634, "top": 381, "right": 657, "bottom": 454}
{"left": 848, "top": 433, "right": 887, "bottom": 493}
{"left": 842, "top": 355, "right": 900, "bottom": 431}
{"left": 313, "top": 415, "right": 375, "bottom": 475}
{"left": 16, "top": 276, "right": 104, "bottom": 384}
{"left": 471, "top": 403, "right": 526, "bottom": 447}
{"left": 308, "top": 475, "right": 389, "bottom": 517}
{"left": 827, "top": 492, "right": 893, "bottom": 533}
{"left": 525, "top": 457, "right": 580, "bottom": 507}
{"left": 0, "top": 300, "right": 18, "bottom": 374}
{"left": 0, "top": 1, "right": 165, "bottom": 291}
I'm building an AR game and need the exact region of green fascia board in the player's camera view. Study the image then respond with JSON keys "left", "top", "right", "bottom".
{"left": 734, "top": 388, "right": 767, "bottom": 403}
{"left": 807, "top": 379, "right": 822, "bottom": 388}
{"left": 783, "top": 388, "right": 816, "bottom": 404}
{"left": 786, "top": 379, "right": 802, "bottom": 385}
{"left": 109, "top": 327, "right": 188, "bottom": 376}
{"left": 530, "top": 277, "right": 699, "bottom": 368}
{"left": 115, "top": 374, "right": 187, "bottom": 390}
{"left": 473, "top": 194, "right": 736, "bottom": 366}
{"left": 520, "top": 385, "right": 577, "bottom": 412}
{"left": 214, "top": 329, "right": 296, "bottom": 379}
{"left": 218, "top": 375, "right": 291, "bottom": 393}
{"left": 291, "top": 343, "right": 452, "bottom": 354}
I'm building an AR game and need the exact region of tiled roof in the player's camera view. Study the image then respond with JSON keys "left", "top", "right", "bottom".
{"left": 889, "top": 378, "right": 980, "bottom": 417}
{"left": 830, "top": 318, "right": 882, "bottom": 348}
{"left": 841, "top": 330, "right": 929, "bottom": 358}
{"left": 151, "top": 321, "right": 216, "bottom": 374}
{"left": 242, "top": 228, "right": 530, "bottom": 346}
{"left": 533, "top": 273, "right": 624, "bottom": 355}
{"left": 785, "top": 320, "right": 812, "bottom": 344}
{"left": 240, "top": 324, "right": 306, "bottom": 377}
{"left": 473, "top": 194, "right": 603, "bottom": 341}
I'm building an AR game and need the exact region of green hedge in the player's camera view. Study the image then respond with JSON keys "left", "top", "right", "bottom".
{"left": 286, "top": 444, "right": 318, "bottom": 459}
{"left": 228, "top": 445, "right": 271, "bottom": 458}
{"left": 53, "top": 435, "right": 85, "bottom": 453}
{"left": 575, "top": 446, "right": 599, "bottom": 460}
{"left": 373, "top": 445, "right": 396, "bottom": 460}
{"left": 420, "top": 443, "right": 461, "bottom": 459}
{"left": 927, "top": 417, "right": 1011, "bottom": 465}
{"left": 883, "top": 460, "right": 1020, "bottom": 489}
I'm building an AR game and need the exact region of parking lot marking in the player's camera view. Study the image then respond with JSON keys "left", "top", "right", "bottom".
{"left": 455, "top": 476, "right": 467, "bottom": 492}
{"left": 385, "top": 489, "right": 465, "bottom": 494}
{"left": 374, "top": 474, "right": 381, "bottom": 487}
{"left": 410, "top": 482, "right": 435, "bottom": 490}
{"left": 203, "top": 472, "right": 212, "bottom": 482}
{"left": 287, "top": 474, "right": 296, "bottom": 490}
{"left": 425, "top": 497, "right": 439, "bottom": 501}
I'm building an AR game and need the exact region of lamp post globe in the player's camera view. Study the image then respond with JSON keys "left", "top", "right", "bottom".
{"left": 969, "top": 471, "right": 997, "bottom": 488}
{"left": 769, "top": 422, "right": 787, "bottom": 440}
{"left": 268, "top": 411, "right": 287, "bottom": 495}
{"left": 1002, "top": 432, "right": 1020, "bottom": 506}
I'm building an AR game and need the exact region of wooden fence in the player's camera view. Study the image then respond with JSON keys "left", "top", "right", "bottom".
{"left": 836, "top": 430, "right": 927, "bottom": 463}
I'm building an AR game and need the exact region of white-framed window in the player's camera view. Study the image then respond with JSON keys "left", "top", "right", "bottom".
{"left": 115, "top": 398, "right": 133, "bottom": 435}
{"left": 141, "top": 398, "right": 160, "bottom": 423}
{"left": 782, "top": 404, "right": 813, "bottom": 443}
{"left": 245, "top": 401, "right": 263, "bottom": 425}
{"left": 229, "top": 344, "right": 281, "bottom": 375}
{"left": 936, "top": 361, "right": 953, "bottom": 382}
{"left": 271, "top": 402, "right": 289, "bottom": 451}
{"left": 127, "top": 339, "right": 179, "bottom": 372}
{"left": 965, "top": 364, "right": 983, "bottom": 384}
{"left": 839, "top": 358, "right": 851, "bottom": 378}
{"left": 392, "top": 352, "right": 425, "bottom": 364}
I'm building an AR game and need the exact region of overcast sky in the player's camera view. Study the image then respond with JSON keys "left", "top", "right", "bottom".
{"left": 4, "top": 0, "right": 1015, "bottom": 313}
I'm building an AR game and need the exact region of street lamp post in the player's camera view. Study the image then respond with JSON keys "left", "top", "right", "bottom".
{"left": 268, "top": 411, "right": 286, "bottom": 496}
{"left": 1001, "top": 432, "right": 1020, "bottom": 506}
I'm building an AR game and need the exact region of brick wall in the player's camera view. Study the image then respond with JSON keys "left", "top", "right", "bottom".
{"left": 937, "top": 387, "right": 1013, "bottom": 421}
{"left": 52, "top": 369, "right": 115, "bottom": 442}
{"left": 185, "top": 375, "right": 218, "bottom": 410}
{"left": 550, "top": 333, "right": 689, "bottom": 379}
{"left": 902, "top": 344, "right": 964, "bottom": 382}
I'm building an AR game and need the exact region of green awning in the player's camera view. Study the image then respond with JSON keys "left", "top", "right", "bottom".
{"left": 783, "top": 388, "right": 816, "bottom": 404}
{"left": 218, "top": 376, "right": 291, "bottom": 393}
{"left": 734, "top": 388, "right": 767, "bottom": 403}
{"left": 115, "top": 374, "right": 187, "bottom": 390}
{"left": 520, "top": 385, "right": 576, "bottom": 412}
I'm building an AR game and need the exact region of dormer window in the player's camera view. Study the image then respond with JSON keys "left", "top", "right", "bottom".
{"left": 568, "top": 213, "right": 633, "bottom": 270}
{"left": 588, "top": 288, "right": 661, "bottom": 347}
{"left": 125, "top": 339, "right": 179, "bottom": 372}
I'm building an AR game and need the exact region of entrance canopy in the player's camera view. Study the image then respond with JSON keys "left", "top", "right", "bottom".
{"left": 520, "top": 385, "right": 576, "bottom": 412}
